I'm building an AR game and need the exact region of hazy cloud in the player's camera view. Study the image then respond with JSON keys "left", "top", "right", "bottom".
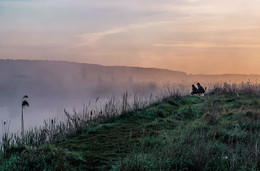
{"left": 75, "top": 21, "right": 173, "bottom": 47}
{"left": 154, "top": 42, "right": 260, "bottom": 48}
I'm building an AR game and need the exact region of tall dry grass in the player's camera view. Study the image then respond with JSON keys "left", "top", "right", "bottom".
{"left": 0, "top": 85, "right": 185, "bottom": 152}
{"left": 209, "top": 80, "right": 260, "bottom": 96}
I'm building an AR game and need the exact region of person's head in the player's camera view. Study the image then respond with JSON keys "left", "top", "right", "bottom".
{"left": 197, "top": 83, "right": 200, "bottom": 86}
{"left": 192, "top": 84, "right": 195, "bottom": 87}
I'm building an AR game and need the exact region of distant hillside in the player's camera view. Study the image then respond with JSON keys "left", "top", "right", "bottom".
{"left": 0, "top": 59, "right": 259, "bottom": 101}
{"left": 0, "top": 59, "right": 187, "bottom": 82}
{"left": 0, "top": 59, "right": 188, "bottom": 98}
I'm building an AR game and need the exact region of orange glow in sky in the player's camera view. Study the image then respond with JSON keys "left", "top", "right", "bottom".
{"left": 1, "top": 0, "right": 260, "bottom": 74}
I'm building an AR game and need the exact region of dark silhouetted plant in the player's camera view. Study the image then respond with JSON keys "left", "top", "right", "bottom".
{"left": 21, "top": 95, "right": 29, "bottom": 139}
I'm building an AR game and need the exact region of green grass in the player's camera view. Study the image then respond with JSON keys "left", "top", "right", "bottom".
{"left": 1, "top": 93, "right": 260, "bottom": 170}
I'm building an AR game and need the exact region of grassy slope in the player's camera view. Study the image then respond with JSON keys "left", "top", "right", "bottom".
{"left": 1, "top": 93, "right": 260, "bottom": 170}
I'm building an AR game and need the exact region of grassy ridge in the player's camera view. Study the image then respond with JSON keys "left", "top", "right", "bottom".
{"left": 1, "top": 93, "right": 260, "bottom": 170}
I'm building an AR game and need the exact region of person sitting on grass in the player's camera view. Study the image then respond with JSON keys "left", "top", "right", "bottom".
{"left": 197, "top": 82, "right": 206, "bottom": 94}
{"left": 191, "top": 84, "right": 198, "bottom": 95}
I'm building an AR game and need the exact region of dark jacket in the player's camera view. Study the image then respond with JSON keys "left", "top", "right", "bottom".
{"left": 191, "top": 85, "right": 198, "bottom": 95}
{"left": 197, "top": 83, "right": 205, "bottom": 94}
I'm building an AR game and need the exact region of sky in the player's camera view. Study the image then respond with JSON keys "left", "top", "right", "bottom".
{"left": 1, "top": 0, "right": 260, "bottom": 74}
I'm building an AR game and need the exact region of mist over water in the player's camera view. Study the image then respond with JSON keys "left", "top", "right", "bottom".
{"left": 0, "top": 89, "right": 154, "bottom": 136}
{"left": 1, "top": 89, "right": 170, "bottom": 138}
{"left": 0, "top": 97, "right": 89, "bottom": 134}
